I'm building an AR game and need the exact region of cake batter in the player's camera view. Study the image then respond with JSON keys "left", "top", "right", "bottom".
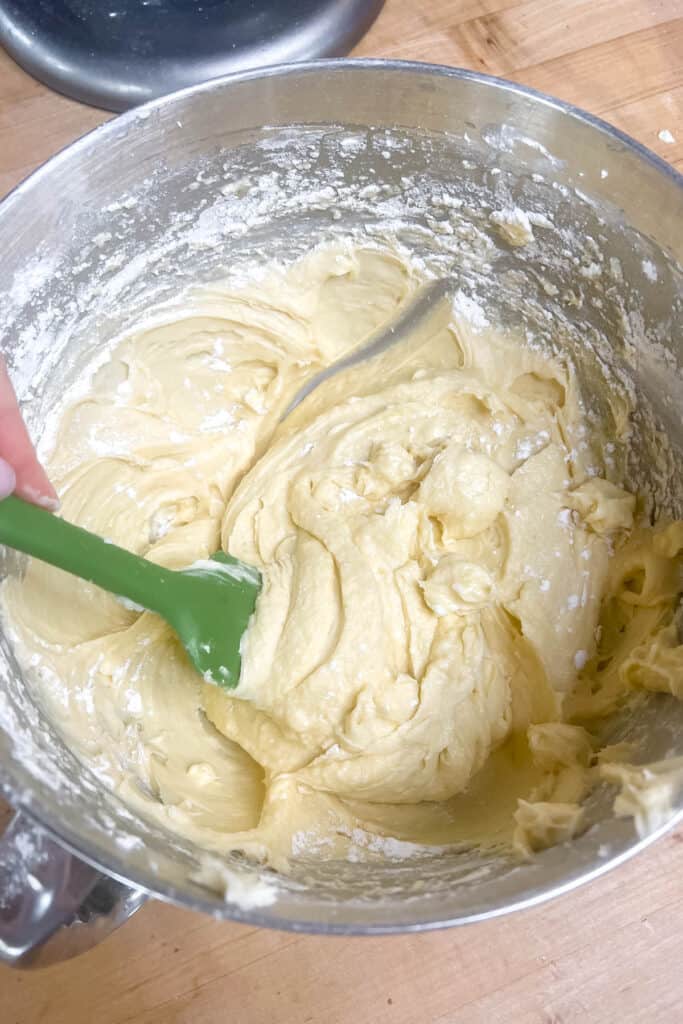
{"left": 6, "top": 243, "right": 683, "bottom": 870}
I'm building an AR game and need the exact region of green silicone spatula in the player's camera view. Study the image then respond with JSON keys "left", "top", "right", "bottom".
{"left": 0, "top": 495, "right": 260, "bottom": 688}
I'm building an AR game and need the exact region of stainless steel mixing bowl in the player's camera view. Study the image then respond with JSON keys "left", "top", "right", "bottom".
{"left": 1, "top": 60, "right": 682, "bottom": 967}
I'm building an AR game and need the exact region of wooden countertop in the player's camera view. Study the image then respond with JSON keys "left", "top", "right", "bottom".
{"left": 2, "top": 1, "right": 682, "bottom": 1020}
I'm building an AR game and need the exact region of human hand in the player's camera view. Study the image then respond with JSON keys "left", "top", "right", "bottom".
{"left": 0, "top": 356, "right": 58, "bottom": 509}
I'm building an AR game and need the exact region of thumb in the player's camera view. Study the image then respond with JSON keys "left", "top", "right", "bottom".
{"left": 0, "top": 457, "right": 16, "bottom": 499}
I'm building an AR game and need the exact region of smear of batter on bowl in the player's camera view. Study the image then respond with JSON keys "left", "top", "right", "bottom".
{"left": 5, "top": 242, "right": 683, "bottom": 872}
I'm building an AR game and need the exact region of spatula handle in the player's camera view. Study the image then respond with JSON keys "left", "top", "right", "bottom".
{"left": 0, "top": 495, "right": 171, "bottom": 614}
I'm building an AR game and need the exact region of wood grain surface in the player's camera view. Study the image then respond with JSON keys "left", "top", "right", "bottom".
{"left": 1, "top": 1, "right": 682, "bottom": 1020}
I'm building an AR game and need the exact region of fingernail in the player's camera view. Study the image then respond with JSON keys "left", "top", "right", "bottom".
{"left": 19, "top": 484, "right": 61, "bottom": 512}
{"left": 36, "top": 494, "right": 61, "bottom": 512}
{"left": 0, "top": 458, "right": 16, "bottom": 499}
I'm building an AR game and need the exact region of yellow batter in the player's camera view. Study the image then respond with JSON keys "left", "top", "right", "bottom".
{"left": 6, "top": 243, "right": 683, "bottom": 870}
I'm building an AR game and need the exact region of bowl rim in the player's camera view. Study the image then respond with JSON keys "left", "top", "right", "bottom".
{"left": 4, "top": 56, "right": 681, "bottom": 217}
{"left": 1, "top": 56, "right": 682, "bottom": 936}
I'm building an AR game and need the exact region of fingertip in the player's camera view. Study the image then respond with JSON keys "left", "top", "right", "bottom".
{"left": 15, "top": 483, "right": 61, "bottom": 512}
{"left": 13, "top": 457, "right": 59, "bottom": 511}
